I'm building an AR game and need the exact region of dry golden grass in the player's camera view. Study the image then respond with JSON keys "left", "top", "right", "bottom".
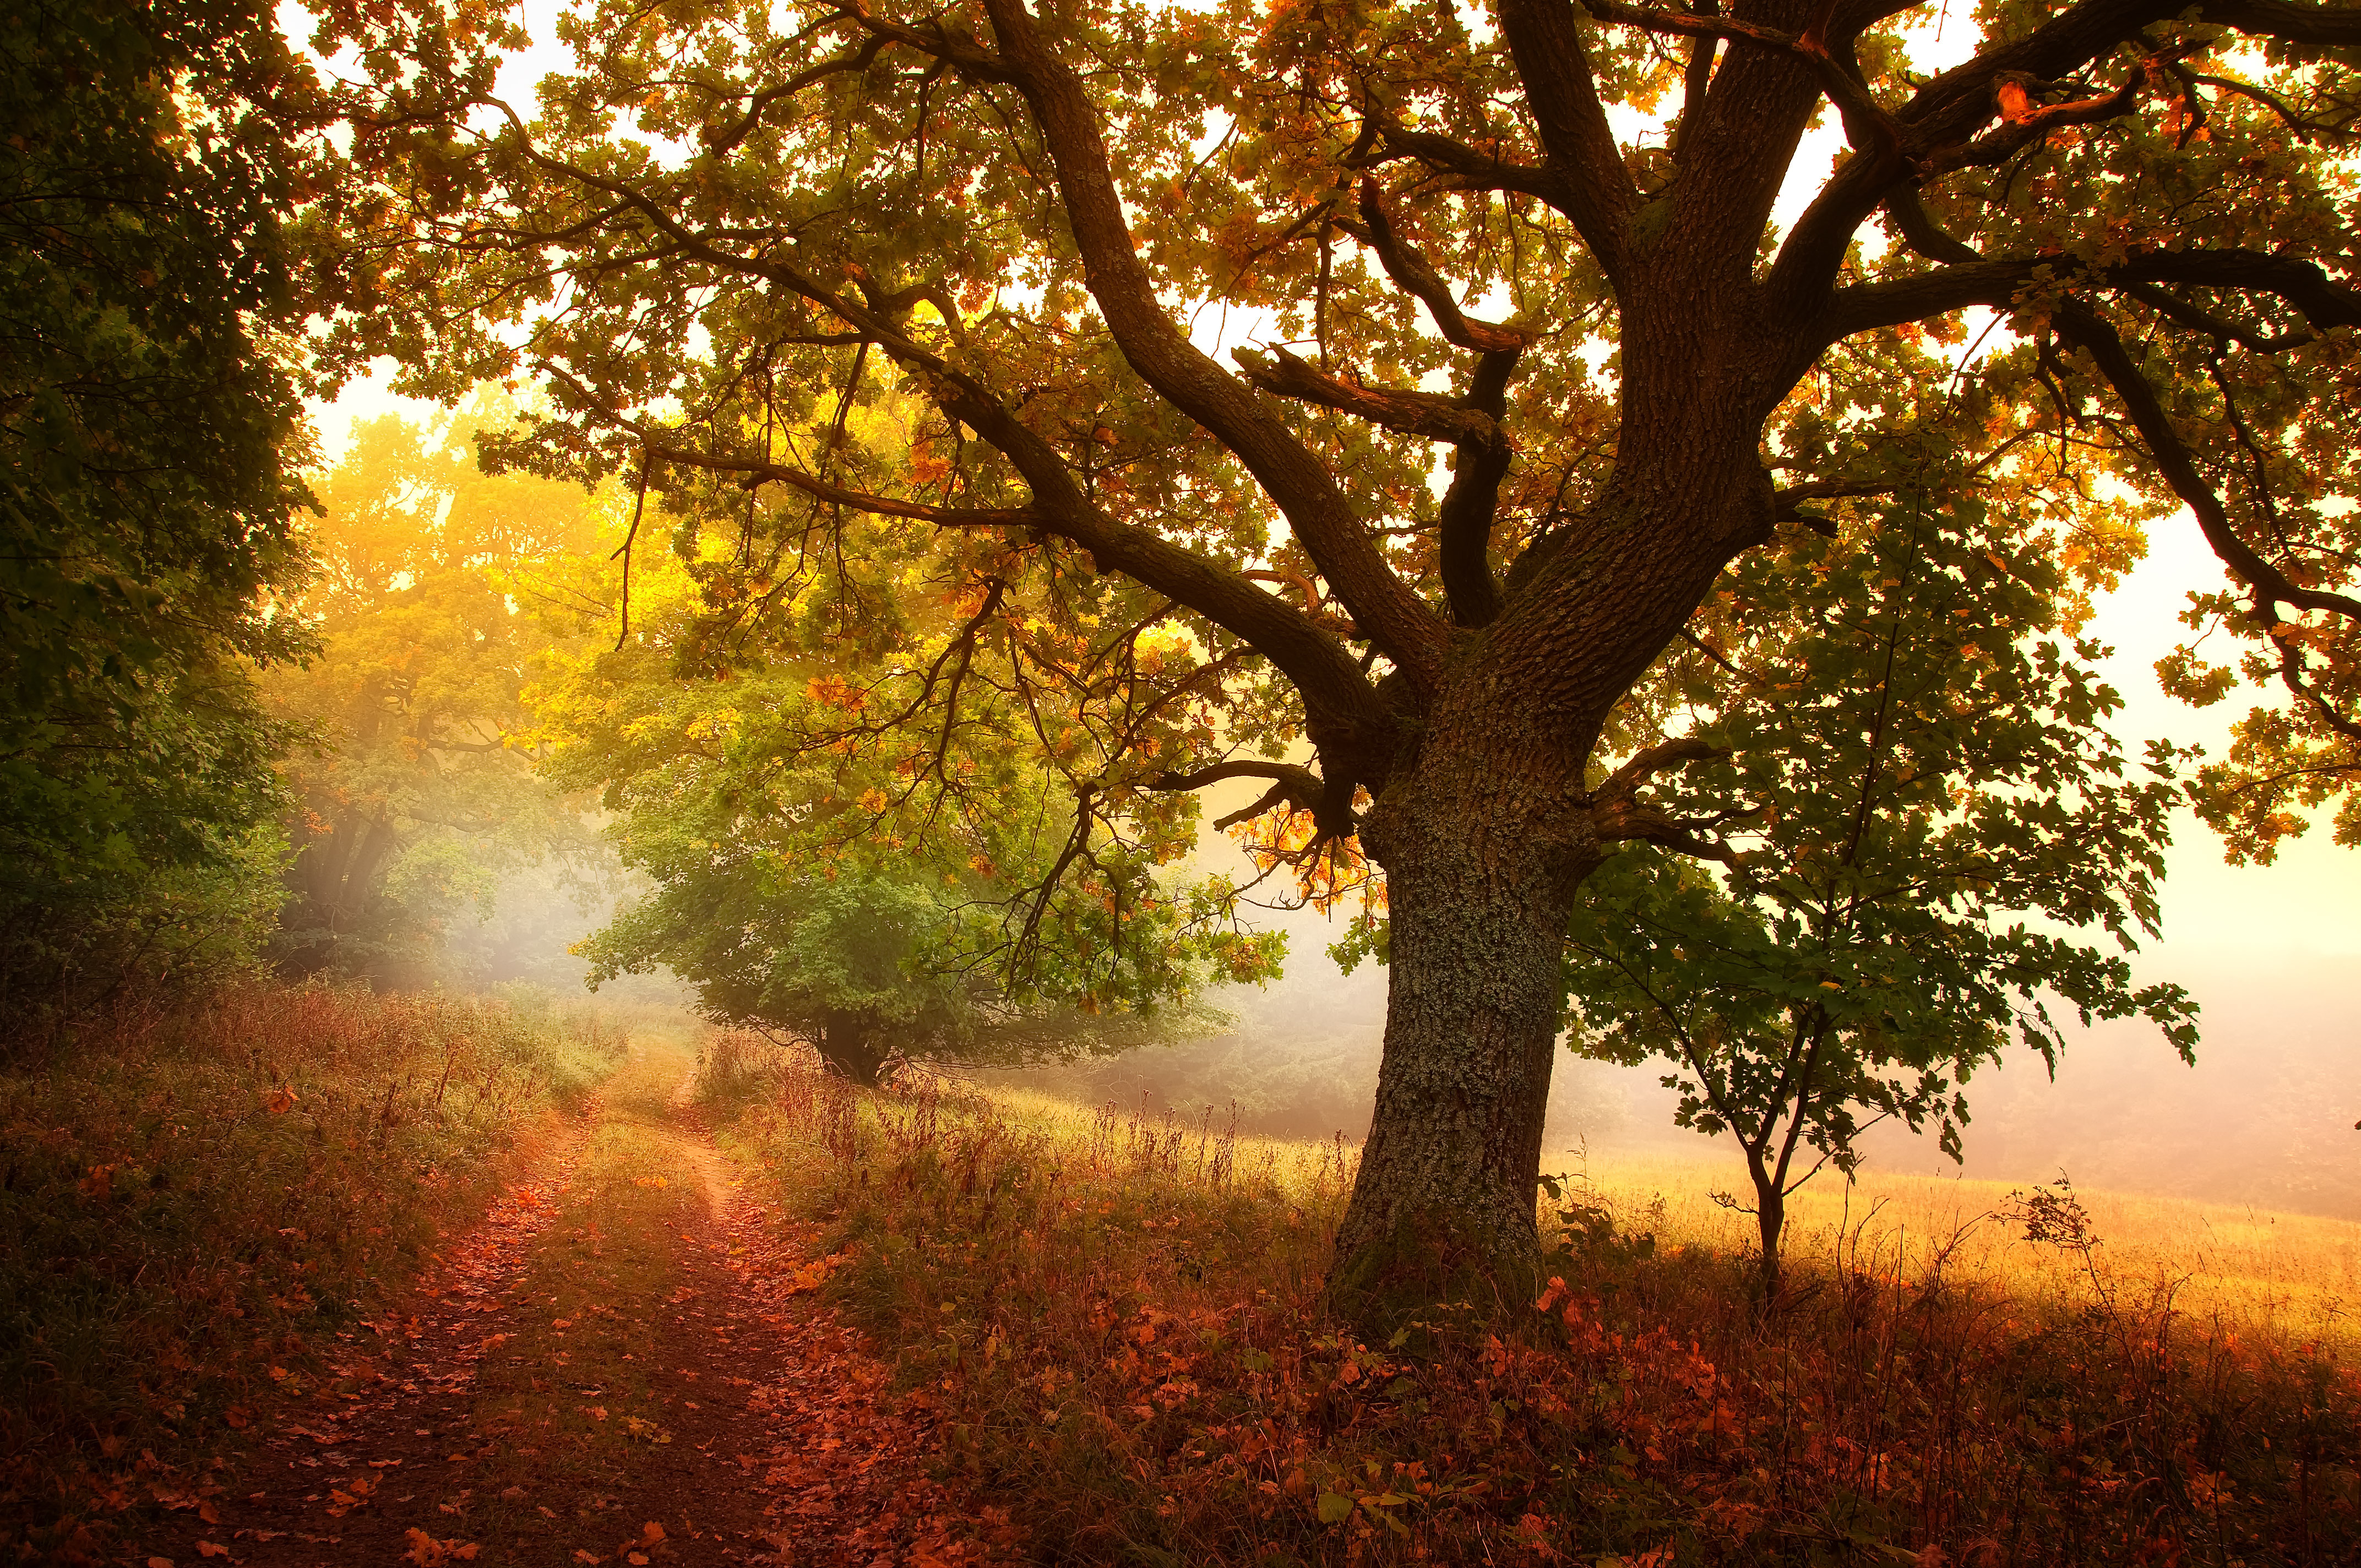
{"left": 718, "top": 1051, "right": 2361, "bottom": 1565}
{"left": 976, "top": 1081, "right": 2361, "bottom": 1351}
{"left": 1549, "top": 1142, "right": 2361, "bottom": 1349}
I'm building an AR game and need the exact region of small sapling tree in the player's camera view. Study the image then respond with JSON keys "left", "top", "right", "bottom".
{"left": 1563, "top": 496, "right": 2199, "bottom": 1296}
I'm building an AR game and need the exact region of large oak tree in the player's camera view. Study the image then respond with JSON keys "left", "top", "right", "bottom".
{"left": 314, "top": 0, "right": 2361, "bottom": 1313}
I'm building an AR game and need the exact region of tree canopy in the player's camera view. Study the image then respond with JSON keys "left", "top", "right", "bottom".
{"left": 0, "top": 0, "right": 322, "bottom": 1013}
{"left": 313, "top": 0, "right": 2361, "bottom": 1314}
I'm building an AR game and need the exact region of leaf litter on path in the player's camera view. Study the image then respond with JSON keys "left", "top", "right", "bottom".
{"left": 143, "top": 1048, "right": 1017, "bottom": 1567}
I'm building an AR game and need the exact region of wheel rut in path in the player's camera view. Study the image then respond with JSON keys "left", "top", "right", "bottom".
{"left": 150, "top": 1044, "right": 1010, "bottom": 1568}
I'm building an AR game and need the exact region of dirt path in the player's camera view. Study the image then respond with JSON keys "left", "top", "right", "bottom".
{"left": 146, "top": 1045, "right": 1010, "bottom": 1568}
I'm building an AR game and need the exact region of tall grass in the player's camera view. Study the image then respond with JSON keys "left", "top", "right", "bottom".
{"left": 0, "top": 982, "right": 625, "bottom": 1561}
{"left": 713, "top": 1033, "right": 2361, "bottom": 1566}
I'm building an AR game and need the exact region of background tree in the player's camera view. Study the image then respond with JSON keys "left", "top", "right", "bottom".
{"left": 266, "top": 393, "right": 609, "bottom": 982}
{"left": 0, "top": 0, "right": 319, "bottom": 1017}
{"left": 322, "top": 0, "right": 2361, "bottom": 1315}
{"left": 1561, "top": 487, "right": 2198, "bottom": 1296}
{"left": 531, "top": 402, "right": 1285, "bottom": 1080}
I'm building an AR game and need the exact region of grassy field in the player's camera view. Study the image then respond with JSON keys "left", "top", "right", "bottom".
{"left": 712, "top": 1035, "right": 2361, "bottom": 1566}
{"left": 988, "top": 1082, "right": 2361, "bottom": 1354}
{"left": 1551, "top": 1147, "right": 2361, "bottom": 1353}
{"left": 0, "top": 983, "right": 630, "bottom": 1562}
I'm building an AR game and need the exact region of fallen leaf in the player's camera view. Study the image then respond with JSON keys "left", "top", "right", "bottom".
{"left": 402, "top": 1526, "right": 481, "bottom": 1565}
{"left": 195, "top": 1545, "right": 231, "bottom": 1560}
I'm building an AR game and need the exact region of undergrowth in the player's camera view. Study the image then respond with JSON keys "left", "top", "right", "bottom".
{"left": 0, "top": 982, "right": 625, "bottom": 1561}
{"left": 711, "top": 1031, "right": 2361, "bottom": 1566}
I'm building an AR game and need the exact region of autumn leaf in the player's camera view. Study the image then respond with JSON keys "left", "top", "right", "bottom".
{"left": 265, "top": 1085, "right": 298, "bottom": 1114}
{"left": 402, "top": 1527, "right": 480, "bottom": 1565}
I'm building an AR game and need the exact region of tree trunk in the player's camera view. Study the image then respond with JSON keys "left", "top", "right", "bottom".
{"left": 1330, "top": 725, "right": 1603, "bottom": 1329}
{"left": 1755, "top": 1182, "right": 1787, "bottom": 1302}
{"left": 1327, "top": 396, "right": 1778, "bottom": 1330}
{"left": 815, "top": 1011, "right": 892, "bottom": 1088}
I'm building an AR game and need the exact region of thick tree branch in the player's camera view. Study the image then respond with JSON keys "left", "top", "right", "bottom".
{"left": 2114, "top": 249, "right": 2361, "bottom": 331}
{"left": 1667, "top": 0, "right": 1723, "bottom": 167}
{"left": 1438, "top": 350, "right": 1520, "bottom": 628}
{"left": 1343, "top": 180, "right": 1533, "bottom": 355}
{"left": 2192, "top": 0, "right": 2361, "bottom": 46}
{"left": 1593, "top": 736, "right": 1723, "bottom": 803}
{"left": 1586, "top": 738, "right": 1748, "bottom": 861}
{"left": 974, "top": 0, "right": 1448, "bottom": 695}
{"left": 1808, "top": 235, "right": 2361, "bottom": 368}
{"left": 1147, "top": 759, "right": 1329, "bottom": 830}
{"left": 1230, "top": 345, "right": 1506, "bottom": 447}
{"left": 1359, "top": 113, "right": 1570, "bottom": 204}
{"left": 2051, "top": 299, "right": 2361, "bottom": 631}
{"left": 1495, "top": 0, "right": 1640, "bottom": 276}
